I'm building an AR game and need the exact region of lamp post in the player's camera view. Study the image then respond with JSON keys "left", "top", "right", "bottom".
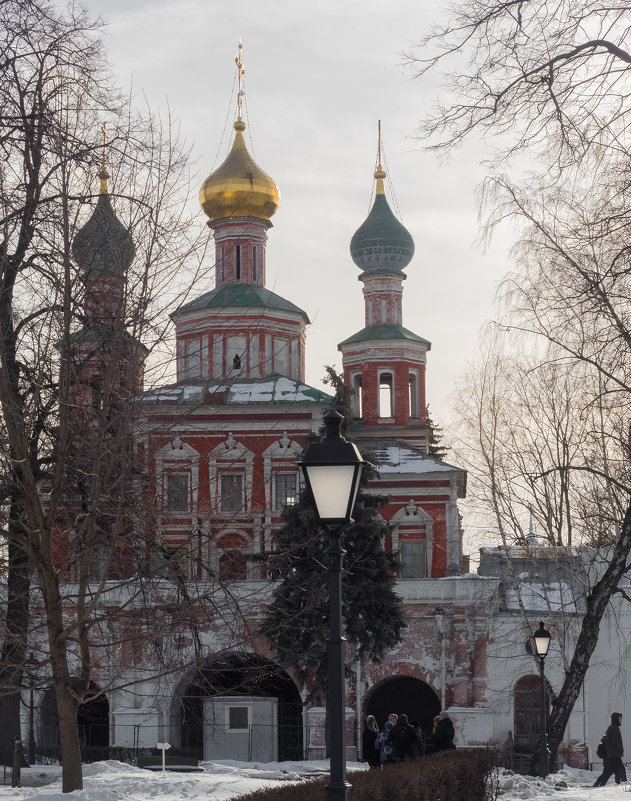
{"left": 299, "top": 410, "right": 366, "bottom": 801}
{"left": 533, "top": 621, "right": 551, "bottom": 778}
{"left": 24, "top": 654, "right": 37, "bottom": 766}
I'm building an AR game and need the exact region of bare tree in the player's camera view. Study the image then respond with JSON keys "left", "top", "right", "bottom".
{"left": 411, "top": 0, "right": 631, "bottom": 767}
{"left": 0, "top": 0, "right": 228, "bottom": 790}
{"left": 410, "top": 0, "right": 631, "bottom": 172}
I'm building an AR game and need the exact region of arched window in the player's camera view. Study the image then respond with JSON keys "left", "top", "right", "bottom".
{"left": 352, "top": 374, "right": 363, "bottom": 418}
{"left": 219, "top": 550, "right": 247, "bottom": 581}
{"left": 409, "top": 371, "right": 419, "bottom": 419}
{"left": 252, "top": 245, "right": 258, "bottom": 282}
{"left": 379, "top": 372, "right": 394, "bottom": 418}
{"left": 235, "top": 244, "right": 242, "bottom": 280}
{"left": 514, "top": 675, "right": 549, "bottom": 753}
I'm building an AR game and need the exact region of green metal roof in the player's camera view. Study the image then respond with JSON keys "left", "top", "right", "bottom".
{"left": 173, "top": 283, "right": 309, "bottom": 321}
{"left": 350, "top": 193, "right": 415, "bottom": 276}
{"left": 73, "top": 194, "right": 135, "bottom": 277}
{"left": 338, "top": 323, "right": 431, "bottom": 348}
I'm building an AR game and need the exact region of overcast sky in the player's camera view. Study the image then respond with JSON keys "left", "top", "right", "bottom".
{"left": 85, "top": 0, "right": 512, "bottom": 424}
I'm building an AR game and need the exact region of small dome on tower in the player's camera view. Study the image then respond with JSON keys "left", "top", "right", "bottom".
{"left": 199, "top": 120, "right": 280, "bottom": 222}
{"left": 350, "top": 166, "right": 414, "bottom": 275}
{"left": 73, "top": 172, "right": 135, "bottom": 277}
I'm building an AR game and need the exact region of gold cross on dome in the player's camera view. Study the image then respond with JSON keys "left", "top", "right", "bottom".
{"left": 235, "top": 41, "right": 246, "bottom": 121}
{"left": 99, "top": 121, "right": 110, "bottom": 194}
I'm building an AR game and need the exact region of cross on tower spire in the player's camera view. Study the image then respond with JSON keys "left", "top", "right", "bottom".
{"left": 235, "top": 41, "right": 246, "bottom": 122}
{"left": 374, "top": 120, "right": 386, "bottom": 196}
{"left": 99, "top": 122, "right": 110, "bottom": 195}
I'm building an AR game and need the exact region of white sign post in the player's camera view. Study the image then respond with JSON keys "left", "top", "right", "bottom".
{"left": 156, "top": 742, "right": 171, "bottom": 774}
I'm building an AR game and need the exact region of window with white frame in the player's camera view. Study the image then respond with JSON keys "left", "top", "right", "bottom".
{"left": 273, "top": 337, "right": 289, "bottom": 376}
{"left": 379, "top": 372, "right": 394, "bottom": 418}
{"left": 166, "top": 474, "right": 189, "bottom": 512}
{"left": 352, "top": 374, "right": 363, "bottom": 418}
{"left": 399, "top": 540, "right": 426, "bottom": 578}
{"left": 221, "top": 474, "right": 244, "bottom": 512}
{"left": 228, "top": 706, "right": 249, "bottom": 730}
{"left": 409, "top": 371, "right": 419, "bottom": 419}
{"left": 275, "top": 473, "right": 298, "bottom": 510}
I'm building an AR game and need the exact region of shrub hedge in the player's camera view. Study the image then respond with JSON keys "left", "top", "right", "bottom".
{"left": 228, "top": 750, "right": 500, "bottom": 801}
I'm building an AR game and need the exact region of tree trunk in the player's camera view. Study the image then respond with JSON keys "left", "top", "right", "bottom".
{"left": 39, "top": 566, "right": 83, "bottom": 792}
{"left": 546, "top": 498, "right": 631, "bottom": 763}
{"left": 55, "top": 677, "right": 82, "bottom": 793}
{"left": 0, "top": 496, "right": 30, "bottom": 756}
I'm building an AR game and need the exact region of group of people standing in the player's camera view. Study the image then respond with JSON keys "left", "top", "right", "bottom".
{"left": 362, "top": 711, "right": 456, "bottom": 767}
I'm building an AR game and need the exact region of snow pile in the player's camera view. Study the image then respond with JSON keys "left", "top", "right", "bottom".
{"left": 1, "top": 759, "right": 627, "bottom": 801}
{"left": 496, "top": 766, "right": 627, "bottom": 799}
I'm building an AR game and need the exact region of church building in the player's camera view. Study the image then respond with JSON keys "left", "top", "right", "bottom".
{"left": 31, "top": 53, "right": 626, "bottom": 772}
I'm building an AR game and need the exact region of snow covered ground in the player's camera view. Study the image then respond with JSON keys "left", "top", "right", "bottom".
{"left": 0, "top": 759, "right": 629, "bottom": 801}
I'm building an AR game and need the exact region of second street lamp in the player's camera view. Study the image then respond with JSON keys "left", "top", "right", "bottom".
{"left": 533, "top": 621, "right": 551, "bottom": 779}
{"left": 299, "top": 410, "right": 366, "bottom": 801}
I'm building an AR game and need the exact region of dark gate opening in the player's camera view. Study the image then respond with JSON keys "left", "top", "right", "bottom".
{"left": 40, "top": 681, "right": 110, "bottom": 762}
{"left": 178, "top": 654, "right": 302, "bottom": 761}
{"left": 365, "top": 676, "right": 441, "bottom": 738}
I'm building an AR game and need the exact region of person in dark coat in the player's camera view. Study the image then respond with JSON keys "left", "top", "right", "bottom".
{"left": 388, "top": 713, "right": 417, "bottom": 762}
{"left": 362, "top": 715, "right": 381, "bottom": 768}
{"left": 427, "top": 710, "right": 456, "bottom": 754}
{"left": 594, "top": 712, "right": 626, "bottom": 786}
{"left": 409, "top": 719, "right": 424, "bottom": 758}
{"left": 376, "top": 720, "right": 395, "bottom": 765}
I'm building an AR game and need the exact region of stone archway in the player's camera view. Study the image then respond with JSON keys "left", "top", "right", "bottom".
{"left": 171, "top": 653, "right": 302, "bottom": 761}
{"left": 39, "top": 682, "right": 109, "bottom": 759}
{"left": 365, "top": 676, "right": 441, "bottom": 738}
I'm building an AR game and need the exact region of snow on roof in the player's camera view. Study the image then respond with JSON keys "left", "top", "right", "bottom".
{"left": 367, "top": 442, "right": 463, "bottom": 475}
{"left": 504, "top": 581, "right": 576, "bottom": 612}
{"left": 140, "top": 374, "right": 333, "bottom": 406}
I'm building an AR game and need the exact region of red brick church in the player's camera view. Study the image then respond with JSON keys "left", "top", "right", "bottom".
{"left": 34, "top": 58, "right": 599, "bottom": 770}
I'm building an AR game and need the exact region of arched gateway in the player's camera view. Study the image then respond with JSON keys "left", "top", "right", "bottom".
{"left": 40, "top": 682, "right": 109, "bottom": 760}
{"left": 365, "top": 676, "right": 441, "bottom": 737}
{"left": 171, "top": 654, "right": 302, "bottom": 761}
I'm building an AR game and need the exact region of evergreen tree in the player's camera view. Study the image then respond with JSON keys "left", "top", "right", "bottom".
{"left": 322, "top": 365, "right": 353, "bottom": 433}
{"left": 259, "top": 468, "right": 405, "bottom": 702}
{"left": 426, "top": 405, "right": 449, "bottom": 460}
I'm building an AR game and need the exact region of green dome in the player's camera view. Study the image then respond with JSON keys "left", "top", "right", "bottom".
{"left": 73, "top": 193, "right": 135, "bottom": 277}
{"left": 350, "top": 193, "right": 414, "bottom": 275}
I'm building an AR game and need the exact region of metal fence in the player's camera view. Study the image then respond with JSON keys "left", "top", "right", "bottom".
{"left": 31, "top": 722, "right": 352, "bottom": 765}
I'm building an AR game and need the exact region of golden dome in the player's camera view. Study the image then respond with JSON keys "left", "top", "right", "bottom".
{"left": 199, "top": 121, "right": 280, "bottom": 222}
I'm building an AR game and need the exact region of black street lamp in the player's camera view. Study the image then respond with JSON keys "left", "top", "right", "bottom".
{"left": 299, "top": 410, "right": 366, "bottom": 801}
{"left": 24, "top": 654, "right": 38, "bottom": 766}
{"left": 532, "top": 621, "right": 551, "bottom": 778}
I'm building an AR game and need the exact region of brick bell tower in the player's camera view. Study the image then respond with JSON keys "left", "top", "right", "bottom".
{"left": 171, "top": 44, "right": 308, "bottom": 383}
{"left": 71, "top": 127, "right": 147, "bottom": 413}
{"left": 338, "top": 127, "right": 431, "bottom": 452}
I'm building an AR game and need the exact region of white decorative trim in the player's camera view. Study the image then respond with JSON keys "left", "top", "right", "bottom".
{"left": 155, "top": 438, "right": 200, "bottom": 515}
{"left": 209, "top": 433, "right": 254, "bottom": 514}
{"left": 262, "top": 432, "right": 303, "bottom": 512}
{"left": 390, "top": 500, "right": 435, "bottom": 578}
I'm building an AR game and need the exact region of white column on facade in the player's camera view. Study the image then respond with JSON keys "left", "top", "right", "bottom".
{"left": 446, "top": 487, "right": 461, "bottom": 575}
